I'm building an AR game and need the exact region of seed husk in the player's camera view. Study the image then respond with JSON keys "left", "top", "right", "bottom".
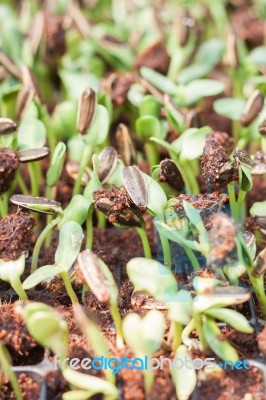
{"left": 258, "top": 119, "right": 266, "bottom": 137}
{"left": 233, "top": 149, "right": 253, "bottom": 169}
{"left": 98, "top": 146, "right": 118, "bottom": 184}
{"left": 253, "top": 248, "right": 266, "bottom": 277}
{"left": 174, "top": 7, "right": 194, "bottom": 47}
{"left": 17, "top": 147, "right": 50, "bottom": 163}
{"left": 115, "top": 123, "right": 136, "bottom": 166}
{"left": 226, "top": 28, "right": 239, "bottom": 68}
{"left": 122, "top": 166, "right": 148, "bottom": 209}
{"left": 10, "top": 195, "right": 62, "bottom": 215}
{"left": 0, "top": 118, "right": 17, "bottom": 135}
{"left": 213, "top": 286, "right": 251, "bottom": 303}
{"left": 184, "top": 109, "right": 201, "bottom": 129}
{"left": 159, "top": 159, "right": 184, "bottom": 192}
{"left": 240, "top": 90, "right": 264, "bottom": 127}
{"left": 0, "top": 50, "right": 22, "bottom": 80}
{"left": 77, "top": 250, "right": 112, "bottom": 303}
{"left": 76, "top": 87, "right": 97, "bottom": 135}
{"left": 65, "top": 160, "right": 90, "bottom": 185}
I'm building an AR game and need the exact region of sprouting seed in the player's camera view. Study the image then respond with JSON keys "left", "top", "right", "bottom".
{"left": 233, "top": 149, "right": 253, "bottom": 169}
{"left": 77, "top": 250, "right": 111, "bottom": 303}
{"left": 76, "top": 87, "right": 97, "bottom": 135}
{"left": 0, "top": 118, "right": 17, "bottom": 135}
{"left": 159, "top": 159, "right": 184, "bottom": 191}
{"left": 98, "top": 147, "right": 118, "bottom": 184}
{"left": 17, "top": 147, "right": 50, "bottom": 163}
{"left": 240, "top": 90, "right": 264, "bottom": 127}
{"left": 10, "top": 194, "right": 62, "bottom": 215}
{"left": 122, "top": 166, "right": 148, "bottom": 209}
{"left": 253, "top": 248, "right": 266, "bottom": 277}
{"left": 65, "top": 160, "right": 90, "bottom": 185}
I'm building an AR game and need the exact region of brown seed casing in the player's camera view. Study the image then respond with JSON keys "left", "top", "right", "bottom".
{"left": 17, "top": 147, "right": 50, "bottom": 163}
{"left": 174, "top": 8, "right": 194, "bottom": 47}
{"left": 226, "top": 28, "right": 239, "bottom": 69}
{"left": 0, "top": 118, "right": 17, "bottom": 135}
{"left": 258, "top": 119, "right": 266, "bottom": 137}
{"left": 76, "top": 87, "right": 97, "bottom": 135}
{"left": 159, "top": 159, "right": 184, "bottom": 192}
{"left": 10, "top": 194, "right": 61, "bottom": 215}
{"left": 122, "top": 166, "right": 148, "bottom": 209}
{"left": 240, "top": 90, "right": 264, "bottom": 127}
{"left": 115, "top": 123, "right": 136, "bottom": 166}
{"left": 98, "top": 147, "right": 118, "bottom": 184}
{"left": 77, "top": 250, "right": 112, "bottom": 303}
{"left": 233, "top": 149, "right": 253, "bottom": 169}
{"left": 253, "top": 248, "right": 266, "bottom": 277}
{"left": 0, "top": 149, "right": 19, "bottom": 193}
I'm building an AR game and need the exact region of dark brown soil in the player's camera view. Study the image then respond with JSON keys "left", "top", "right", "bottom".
{"left": 0, "top": 149, "right": 19, "bottom": 193}
{"left": 257, "top": 326, "right": 266, "bottom": 357}
{"left": 1, "top": 372, "right": 41, "bottom": 400}
{"left": 0, "top": 210, "right": 35, "bottom": 261}
{"left": 0, "top": 303, "right": 44, "bottom": 365}
{"left": 231, "top": 6, "right": 265, "bottom": 48}
{"left": 105, "top": 72, "right": 136, "bottom": 106}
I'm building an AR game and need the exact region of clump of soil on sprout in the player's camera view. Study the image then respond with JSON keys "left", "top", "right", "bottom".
{"left": 0, "top": 148, "right": 19, "bottom": 193}
{"left": 0, "top": 209, "right": 35, "bottom": 261}
{"left": 93, "top": 186, "right": 145, "bottom": 227}
{"left": 174, "top": 192, "right": 229, "bottom": 229}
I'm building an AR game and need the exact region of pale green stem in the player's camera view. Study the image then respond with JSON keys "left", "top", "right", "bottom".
{"left": 193, "top": 312, "right": 208, "bottom": 350}
{"left": 0, "top": 346, "right": 23, "bottom": 400}
{"left": 17, "top": 172, "right": 29, "bottom": 195}
{"left": 227, "top": 181, "right": 238, "bottom": 221}
{"left": 61, "top": 271, "right": 79, "bottom": 304}
{"left": 73, "top": 145, "right": 91, "bottom": 196}
{"left": 184, "top": 247, "right": 200, "bottom": 271}
{"left": 10, "top": 278, "right": 28, "bottom": 300}
{"left": 135, "top": 226, "right": 152, "bottom": 259}
{"left": 86, "top": 206, "right": 93, "bottom": 249}
{"left": 157, "top": 228, "right": 172, "bottom": 268}
{"left": 31, "top": 215, "right": 62, "bottom": 272}
{"left": 28, "top": 162, "right": 39, "bottom": 197}
{"left": 110, "top": 303, "right": 124, "bottom": 349}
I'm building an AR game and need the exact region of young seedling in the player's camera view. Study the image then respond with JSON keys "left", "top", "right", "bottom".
{"left": 74, "top": 250, "right": 123, "bottom": 348}
{"left": 115, "top": 123, "right": 136, "bottom": 166}
{"left": 0, "top": 254, "right": 28, "bottom": 300}
{"left": 19, "top": 302, "right": 69, "bottom": 363}
{"left": 23, "top": 221, "right": 83, "bottom": 303}
{"left": 127, "top": 257, "right": 192, "bottom": 350}
{"left": 150, "top": 126, "right": 212, "bottom": 194}
{"left": 123, "top": 310, "right": 165, "bottom": 396}
{"left": 191, "top": 277, "right": 253, "bottom": 356}
{"left": 0, "top": 343, "right": 23, "bottom": 400}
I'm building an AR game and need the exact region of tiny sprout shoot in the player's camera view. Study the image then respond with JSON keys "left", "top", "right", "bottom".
{"left": 0, "top": 344, "right": 23, "bottom": 400}
{"left": 0, "top": 254, "right": 27, "bottom": 300}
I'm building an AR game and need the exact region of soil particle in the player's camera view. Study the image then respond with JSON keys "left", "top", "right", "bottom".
{"left": 0, "top": 209, "right": 35, "bottom": 261}
{"left": 134, "top": 42, "right": 170, "bottom": 74}
{"left": 0, "top": 303, "right": 44, "bottom": 365}
{"left": 0, "top": 149, "right": 19, "bottom": 193}
{"left": 257, "top": 326, "right": 266, "bottom": 357}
